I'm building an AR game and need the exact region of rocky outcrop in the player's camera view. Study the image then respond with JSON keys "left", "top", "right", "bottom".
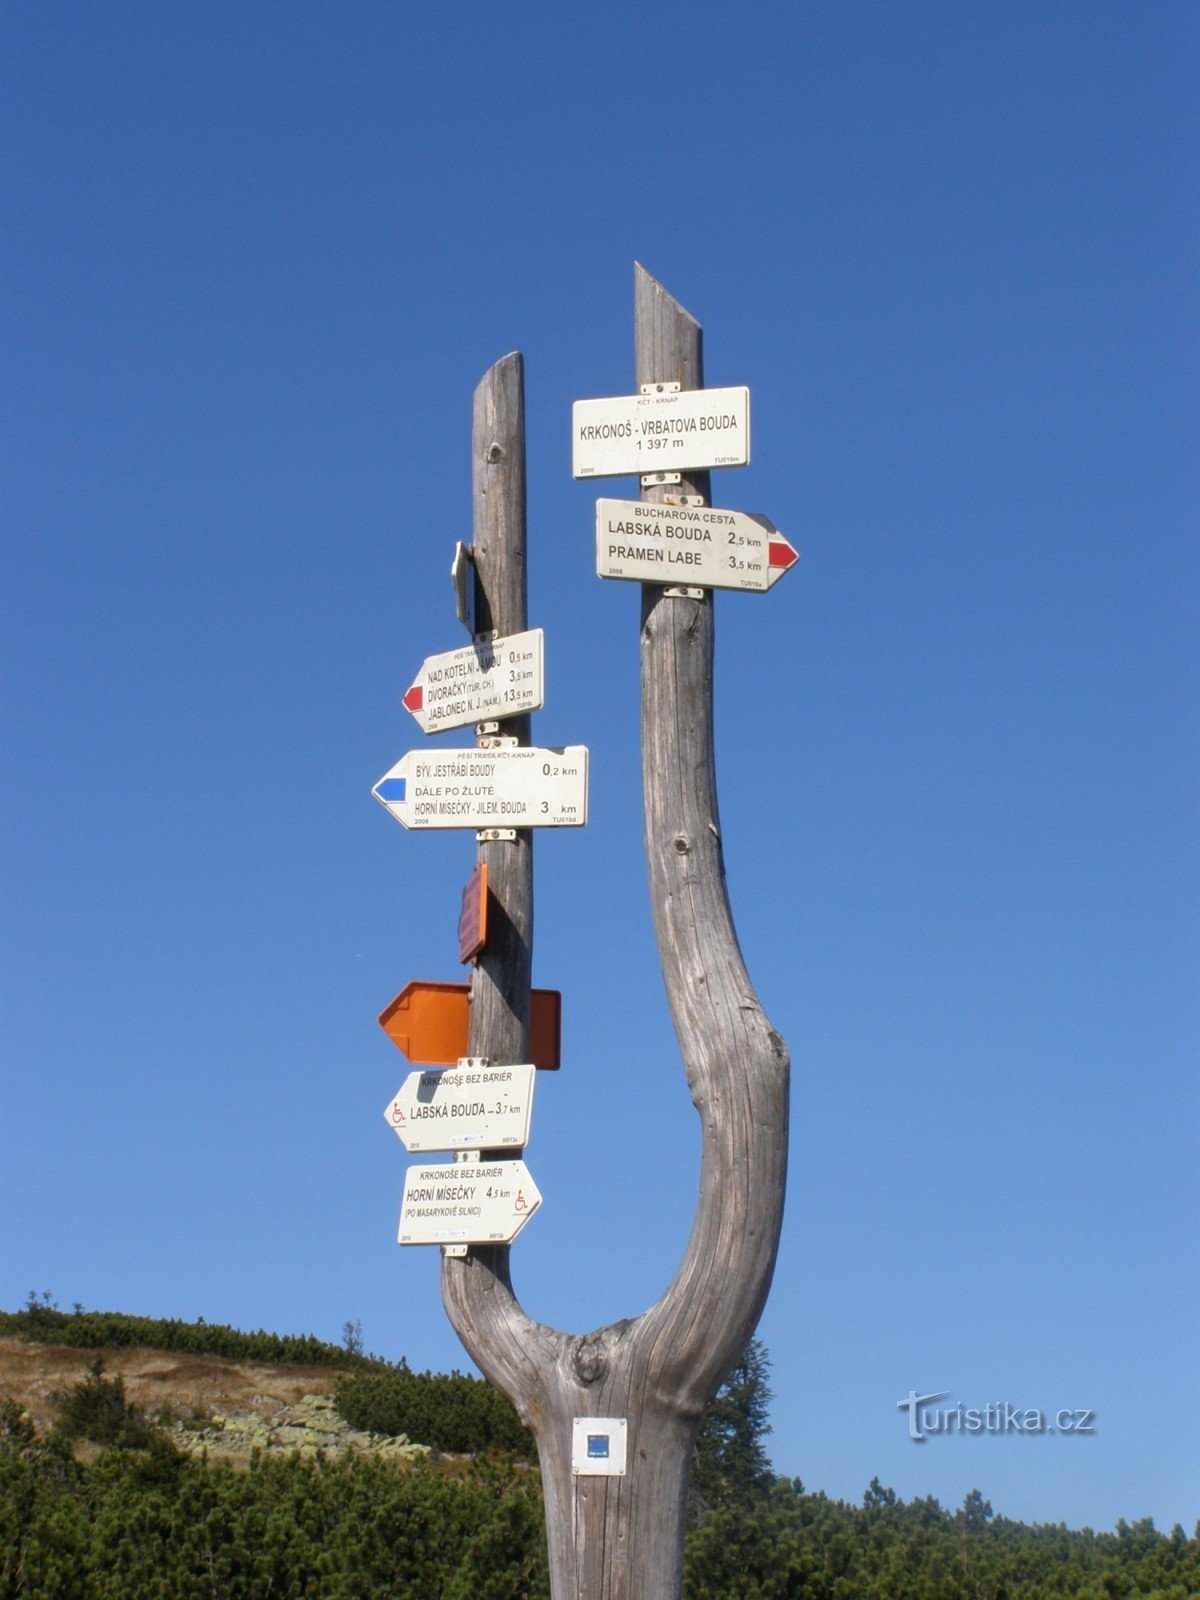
{"left": 167, "top": 1392, "right": 429, "bottom": 1462}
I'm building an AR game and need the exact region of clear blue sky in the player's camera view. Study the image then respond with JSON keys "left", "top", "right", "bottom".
{"left": 3, "top": 1, "right": 1196, "bottom": 1535}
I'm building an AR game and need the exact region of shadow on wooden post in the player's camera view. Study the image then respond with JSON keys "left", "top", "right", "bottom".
{"left": 441, "top": 269, "right": 790, "bottom": 1600}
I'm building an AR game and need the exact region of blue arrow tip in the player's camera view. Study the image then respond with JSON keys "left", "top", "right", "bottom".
{"left": 375, "top": 777, "right": 406, "bottom": 804}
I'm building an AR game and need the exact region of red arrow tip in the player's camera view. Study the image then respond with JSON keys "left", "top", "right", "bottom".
{"left": 402, "top": 684, "right": 423, "bottom": 713}
{"left": 768, "top": 539, "right": 798, "bottom": 570}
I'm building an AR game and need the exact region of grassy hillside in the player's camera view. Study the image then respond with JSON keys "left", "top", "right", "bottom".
{"left": 0, "top": 1299, "right": 532, "bottom": 1459}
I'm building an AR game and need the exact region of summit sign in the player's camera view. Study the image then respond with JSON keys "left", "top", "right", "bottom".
{"left": 573, "top": 386, "right": 750, "bottom": 478}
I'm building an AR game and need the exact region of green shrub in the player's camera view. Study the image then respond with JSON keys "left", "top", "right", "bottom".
{"left": 335, "top": 1362, "right": 535, "bottom": 1456}
{"left": 0, "top": 1445, "right": 550, "bottom": 1600}
{"left": 50, "top": 1359, "right": 160, "bottom": 1450}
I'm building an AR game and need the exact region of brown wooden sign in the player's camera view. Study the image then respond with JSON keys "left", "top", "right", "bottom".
{"left": 458, "top": 863, "right": 488, "bottom": 963}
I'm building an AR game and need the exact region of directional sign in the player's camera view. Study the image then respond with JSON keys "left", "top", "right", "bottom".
{"left": 573, "top": 386, "right": 750, "bottom": 478}
{"left": 384, "top": 1063, "right": 535, "bottom": 1152}
{"left": 595, "top": 500, "right": 799, "bottom": 593}
{"left": 403, "top": 629, "right": 544, "bottom": 734}
{"left": 379, "top": 981, "right": 562, "bottom": 1070}
{"left": 372, "top": 746, "right": 588, "bottom": 830}
{"left": 458, "top": 863, "right": 488, "bottom": 964}
{"left": 399, "top": 1159, "right": 542, "bottom": 1245}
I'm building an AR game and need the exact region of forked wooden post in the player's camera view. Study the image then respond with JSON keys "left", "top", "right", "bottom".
{"left": 441, "top": 270, "right": 789, "bottom": 1600}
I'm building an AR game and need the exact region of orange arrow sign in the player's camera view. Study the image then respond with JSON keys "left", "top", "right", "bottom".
{"left": 379, "top": 981, "right": 561, "bottom": 1070}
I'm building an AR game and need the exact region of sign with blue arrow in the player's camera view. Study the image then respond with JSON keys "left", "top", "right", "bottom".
{"left": 372, "top": 746, "right": 588, "bottom": 830}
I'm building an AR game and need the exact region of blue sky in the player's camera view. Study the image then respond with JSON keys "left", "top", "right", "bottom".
{"left": 3, "top": 1, "right": 1196, "bottom": 1534}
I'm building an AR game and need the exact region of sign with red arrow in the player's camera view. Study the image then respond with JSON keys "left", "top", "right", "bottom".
{"left": 402, "top": 629, "right": 543, "bottom": 734}
{"left": 595, "top": 500, "right": 798, "bottom": 593}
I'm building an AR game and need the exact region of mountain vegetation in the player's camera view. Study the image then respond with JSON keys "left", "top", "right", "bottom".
{"left": 0, "top": 1298, "right": 370, "bottom": 1371}
{"left": 2, "top": 1305, "right": 1196, "bottom": 1599}
{"left": 334, "top": 1361, "right": 533, "bottom": 1455}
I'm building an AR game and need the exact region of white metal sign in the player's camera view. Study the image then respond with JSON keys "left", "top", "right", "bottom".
{"left": 572, "top": 1417, "right": 628, "bottom": 1476}
{"left": 403, "top": 629, "right": 544, "bottom": 734}
{"left": 573, "top": 386, "right": 750, "bottom": 478}
{"left": 399, "top": 1159, "right": 542, "bottom": 1245}
{"left": 595, "top": 500, "right": 799, "bottom": 593}
{"left": 384, "top": 1063, "right": 536, "bottom": 1152}
{"left": 373, "top": 746, "right": 588, "bottom": 829}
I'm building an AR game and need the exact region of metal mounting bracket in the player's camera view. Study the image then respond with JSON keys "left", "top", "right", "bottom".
{"left": 441, "top": 1244, "right": 469, "bottom": 1259}
{"left": 452, "top": 540, "right": 476, "bottom": 636}
{"left": 477, "top": 827, "right": 518, "bottom": 843}
{"left": 641, "top": 472, "right": 682, "bottom": 488}
{"left": 477, "top": 735, "right": 518, "bottom": 750}
{"left": 663, "top": 587, "right": 706, "bottom": 600}
{"left": 662, "top": 494, "right": 706, "bottom": 507}
{"left": 457, "top": 1057, "right": 489, "bottom": 1071}
{"left": 640, "top": 381, "right": 681, "bottom": 395}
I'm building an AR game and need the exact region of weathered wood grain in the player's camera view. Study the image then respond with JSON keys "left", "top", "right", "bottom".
{"left": 441, "top": 350, "right": 547, "bottom": 1416}
{"left": 465, "top": 350, "right": 532, "bottom": 1062}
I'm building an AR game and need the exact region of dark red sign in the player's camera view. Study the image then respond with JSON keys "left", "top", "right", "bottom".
{"left": 458, "top": 863, "right": 488, "bottom": 963}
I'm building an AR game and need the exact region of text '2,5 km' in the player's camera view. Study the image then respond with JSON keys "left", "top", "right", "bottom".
{"left": 595, "top": 499, "right": 798, "bottom": 593}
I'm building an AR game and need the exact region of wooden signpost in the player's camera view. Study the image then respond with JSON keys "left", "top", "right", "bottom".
{"left": 371, "top": 268, "right": 790, "bottom": 1600}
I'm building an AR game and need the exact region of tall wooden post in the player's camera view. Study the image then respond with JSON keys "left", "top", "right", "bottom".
{"left": 441, "top": 269, "right": 789, "bottom": 1600}
{"left": 465, "top": 352, "right": 533, "bottom": 1066}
